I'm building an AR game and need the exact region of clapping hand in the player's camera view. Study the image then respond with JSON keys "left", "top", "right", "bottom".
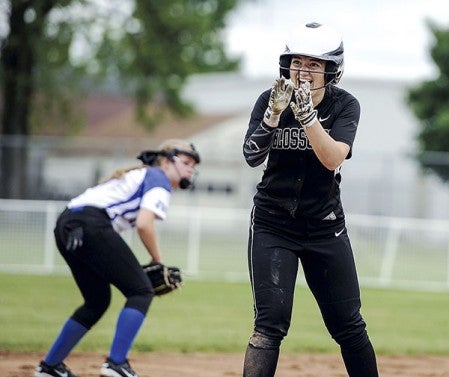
{"left": 290, "top": 81, "right": 318, "bottom": 128}
{"left": 263, "top": 76, "right": 294, "bottom": 127}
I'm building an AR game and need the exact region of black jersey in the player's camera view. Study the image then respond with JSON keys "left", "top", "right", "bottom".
{"left": 243, "top": 85, "right": 360, "bottom": 220}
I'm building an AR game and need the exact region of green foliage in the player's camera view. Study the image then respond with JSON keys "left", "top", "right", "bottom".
{"left": 31, "top": 1, "right": 91, "bottom": 134}
{"left": 407, "top": 21, "right": 449, "bottom": 181}
{"left": 0, "top": 0, "right": 90, "bottom": 134}
{"left": 0, "top": 0, "right": 243, "bottom": 134}
{"left": 93, "top": 0, "right": 241, "bottom": 128}
{"left": 0, "top": 0, "right": 244, "bottom": 198}
{"left": 1, "top": 273, "right": 449, "bottom": 355}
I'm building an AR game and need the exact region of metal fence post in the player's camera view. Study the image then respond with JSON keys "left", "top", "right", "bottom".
{"left": 186, "top": 209, "right": 201, "bottom": 277}
{"left": 379, "top": 219, "right": 401, "bottom": 286}
{"left": 43, "top": 201, "right": 58, "bottom": 273}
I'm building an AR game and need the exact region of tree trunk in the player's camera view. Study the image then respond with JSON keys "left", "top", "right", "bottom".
{"left": 0, "top": 0, "right": 56, "bottom": 198}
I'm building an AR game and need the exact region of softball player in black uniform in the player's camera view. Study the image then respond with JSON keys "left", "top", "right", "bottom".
{"left": 35, "top": 139, "right": 200, "bottom": 377}
{"left": 242, "top": 23, "right": 379, "bottom": 377}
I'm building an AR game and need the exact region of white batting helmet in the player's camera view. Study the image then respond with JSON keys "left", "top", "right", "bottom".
{"left": 279, "top": 22, "right": 344, "bottom": 85}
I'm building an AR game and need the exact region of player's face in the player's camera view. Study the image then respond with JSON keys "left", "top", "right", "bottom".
{"left": 172, "top": 154, "right": 198, "bottom": 187}
{"left": 289, "top": 55, "right": 326, "bottom": 91}
{"left": 159, "top": 155, "right": 194, "bottom": 189}
{"left": 174, "top": 155, "right": 197, "bottom": 177}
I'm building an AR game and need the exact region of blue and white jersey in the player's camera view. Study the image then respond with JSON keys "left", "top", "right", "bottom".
{"left": 68, "top": 167, "right": 171, "bottom": 232}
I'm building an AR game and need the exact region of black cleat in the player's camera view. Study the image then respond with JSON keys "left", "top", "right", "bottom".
{"left": 35, "top": 360, "right": 78, "bottom": 377}
{"left": 100, "top": 358, "right": 139, "bottom": 377}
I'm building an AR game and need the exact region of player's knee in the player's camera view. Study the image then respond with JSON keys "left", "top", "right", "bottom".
{"left": 72, "top": 296, "right": 111, "bottom": 329}
{"left": 254, "top": 289, "right": 293, "bottom": 339}
{"left": 126, "top": 291, "right": 153, "bottom": 315}
{"left": 325, "top": 312, "right": 369, "bottom": 351}
{"left": 254, "top": 310, "right": 290, "bottom": 342}
{"left": 320, "top": 297, "right": 370, "bottom": 349}
{"left": 333, "top": 324, "right": 370, "bottom": 351}
{"left": 249, "top": 331, "right": 281, "bottom": 350}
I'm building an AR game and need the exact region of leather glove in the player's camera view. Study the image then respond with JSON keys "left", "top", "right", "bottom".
{"left": 142, "top": 262, "right": 183, "bottom": 296}
{"left": 290, "top": 81, "right": 318, "bottom": 128}
{"left": 263, "top": 76, "right": 294, "bottom": 127}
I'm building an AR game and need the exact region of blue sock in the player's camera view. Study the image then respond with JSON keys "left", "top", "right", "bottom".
{"left": 109, "top": 307, "right": 145, "bottom": 363}
{"left": 44, "top": 318, "right": 88, "bottom": 366}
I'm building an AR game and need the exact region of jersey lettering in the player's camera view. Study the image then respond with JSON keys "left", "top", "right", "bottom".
{"left": 272, "top": 127, "right": 330, "bottom": 150}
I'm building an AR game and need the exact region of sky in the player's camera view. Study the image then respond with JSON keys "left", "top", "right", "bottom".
{"left": 0, "top": 0, "right": 447, "bottom": 82}
{"left": 224, "top": 0, "right": 449, "bottom": 81}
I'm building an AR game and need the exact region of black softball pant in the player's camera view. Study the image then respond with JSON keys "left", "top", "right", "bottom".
{"left": 247, "top": 206, "right": 378, "bottom": 376}
{"left": 54, "top": 207, "right": 153, "bottom": 329}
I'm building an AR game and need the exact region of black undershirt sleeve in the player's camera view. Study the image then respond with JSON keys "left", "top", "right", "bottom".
{"left": 243, "top": 90, "right": 276, "bottom": 167}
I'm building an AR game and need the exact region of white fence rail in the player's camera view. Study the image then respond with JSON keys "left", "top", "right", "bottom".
{"left": 1, "top": 199, "right": 449, "bottom": 291}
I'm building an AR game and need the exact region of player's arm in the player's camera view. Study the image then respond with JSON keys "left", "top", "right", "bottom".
{"left": 290, "top": 81, "right": 354, "bottom": 170}
{"left": 136, "top": 208, "right": 162, "bottom": 263}
{"left": 243, "top": 118, "right": 277, "bottom": 167}
{"left": 244, "top": 78, "right": 294, "bottom": 167}
{"left": 302, "top": 122, "right": 350, "bottom": 170}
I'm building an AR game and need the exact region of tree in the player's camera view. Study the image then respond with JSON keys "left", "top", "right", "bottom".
{"left": 0, "top": 0, "right": 242, "bottom": 198}
{"left": 0, "top": 0, "right": 74, "bottom": 198}
{"left": 92, "top": 0, "right": 240, "bottom": 126}
{"left": 407, "top": 21, "right": 449, "bottom": 182}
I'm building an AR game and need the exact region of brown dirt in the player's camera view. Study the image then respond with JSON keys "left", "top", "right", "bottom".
{"left": 2, "top": 351, "right": 449, "bottom": 377}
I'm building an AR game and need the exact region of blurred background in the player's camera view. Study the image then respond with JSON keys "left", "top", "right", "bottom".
{"left": 1, "top": 0, "right": 449, "bottom": 291}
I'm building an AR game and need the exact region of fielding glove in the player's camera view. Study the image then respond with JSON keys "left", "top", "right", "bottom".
{"left": 142, "top": 262, "right": 183, "bottom": 296}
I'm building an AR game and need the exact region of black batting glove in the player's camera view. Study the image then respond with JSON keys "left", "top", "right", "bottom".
{"left": 65, "top": 226, "right": 84, "bottom": 251}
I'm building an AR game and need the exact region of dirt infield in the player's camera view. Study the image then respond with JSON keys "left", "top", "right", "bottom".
{"left": 2, "top": 351, "right": 449, "bottom": 376}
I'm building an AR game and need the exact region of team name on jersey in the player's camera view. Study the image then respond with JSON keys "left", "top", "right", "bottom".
{"left": 272, "top": 127, "right": 331, "bottom": 150}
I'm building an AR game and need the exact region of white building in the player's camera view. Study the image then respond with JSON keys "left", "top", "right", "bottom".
{"left": 39, "top": 73, "right": 449, "bottom": 220}
{"left": 182, "top": 73, "right": 449, "bottom": 219}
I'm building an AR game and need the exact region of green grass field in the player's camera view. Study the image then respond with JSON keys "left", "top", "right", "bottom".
{"left": 1, "top": 273, "right": 449, "bottom": 356}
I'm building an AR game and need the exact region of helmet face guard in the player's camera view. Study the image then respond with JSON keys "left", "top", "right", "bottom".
{"left": 137, "top": 143, "right": 200, "bottom": 166}
{"left": 279, "top": 22, "right": 344, "bottom": 86}
{"left": 171, "top": 146, "right": 201, "bottom": 164}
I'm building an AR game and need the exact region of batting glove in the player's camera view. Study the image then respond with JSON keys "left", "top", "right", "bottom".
{"left": 65, "top": 226, "right": 83, "bottom": 251}
{"left": 290, "top": 81, "right": 318, "bottom": 128}
{"left": 263, "top": 76, "right": 294, "bottom": 127}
